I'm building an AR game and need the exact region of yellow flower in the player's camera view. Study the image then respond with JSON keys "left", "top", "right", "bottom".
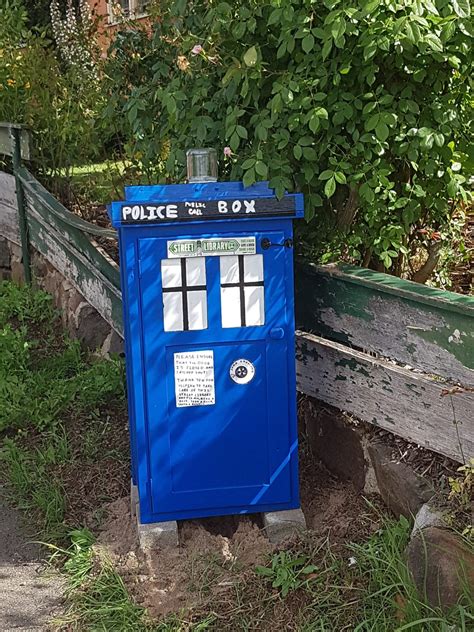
{"left": 24, "top": 82, "right": 30, "bottom": 89}
{"left": 7, "top": 78, "right": 15, "bottom": 86}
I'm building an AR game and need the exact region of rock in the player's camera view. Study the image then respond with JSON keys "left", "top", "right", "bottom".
{"left": 101, "top": 329, "right": 124, "bottom": 356}
{"left": 74, "top": 301, "right": 111, "bottom": 350}
{"left": 304, "top": 403, "right": 367, "bottom": 491}
{"left": 263, "top": 508, "right": 306, "bottom": 544}
{"left": 411, "top": 503, "right": 445, "bottom": 537}
{"left": 0, "top": 237, "right": 10, "bottom": 268}
{"left": 368, "top": 442, "right": 434, "bottom": 518}
{"left": 406, "top": 527, "right": 474, "bottom": 609}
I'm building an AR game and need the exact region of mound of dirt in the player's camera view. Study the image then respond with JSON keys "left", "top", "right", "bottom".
{"left": 96, "top": 497, "right": 272, "bottom": 619}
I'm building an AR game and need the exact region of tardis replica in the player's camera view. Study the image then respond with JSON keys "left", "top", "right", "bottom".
{"left": 110, "top": 150, "right": 304, "bottom": 525}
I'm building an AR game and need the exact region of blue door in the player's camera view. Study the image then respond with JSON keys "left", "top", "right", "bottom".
{"left": 139, "top": 227, "right": 298, "bottom": 521}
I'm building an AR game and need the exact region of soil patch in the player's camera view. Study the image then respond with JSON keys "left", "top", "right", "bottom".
{"left": 94, "top": 429, "right": 384, "bottom": 625}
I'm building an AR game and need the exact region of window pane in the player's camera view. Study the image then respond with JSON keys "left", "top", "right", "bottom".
{"left": 187, "top": 290, "right": 208, "bottom": 330}
{"left": 221, "top": 287, "right": 241, "bottom": 328}
{"left": 163, "top": 292, "right": 183, "bottom": 331}
{"left": 243, "top": 254, "right": 263, "bottom": 282}
{"left": 220, "top": 256, "right": 239, "bottom": 284}
{"left": 136, "top": 0, "right": 149, "bottom": 13}
{"left": 245, "top": 286, "right": 265, "bottom": 326}
{"left": 162, "top": 259, "right": 181, "bottom": 288}
{"left": 186, "top": 257, "right": 206, "bottom": 287}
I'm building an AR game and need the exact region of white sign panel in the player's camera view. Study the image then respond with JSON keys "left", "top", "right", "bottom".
{"left": 174, "top": 350, "right": 215, "bottom": 408}
{"left": 167, "top": 237, "right": 256, "bottom": 258}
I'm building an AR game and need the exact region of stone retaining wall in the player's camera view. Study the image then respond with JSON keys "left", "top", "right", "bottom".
{"left": 0, "top": 238, "right": 123, "bottom": 356}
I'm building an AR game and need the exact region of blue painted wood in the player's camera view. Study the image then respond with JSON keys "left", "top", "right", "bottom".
{"left": 112, "top": 183, "right": 301, "bottom": 524}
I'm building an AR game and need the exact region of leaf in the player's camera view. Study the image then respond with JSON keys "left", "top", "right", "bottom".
{"left": 319, "top": 169, "right": 334, "bottom": 181}
{"left": 405, "top": 21, "right": 420, "bottom": 44}
{"left": 243, "top": 46, "right": 258, "bottom": 67}
{"left": 424, "top": 33, "right": 443, "bottom": 52}
{"left": 309, "top": 115, "right": 321, "bottom": 133}
{"left": 452, "top": 0, "right": 471, "bottom": 18}
{"left": 363, "top": 102, "right": 376, "bottom": 115}
{"left": 375, "top": 121, "right": 389, "bottom": 141}
{"left": 236, "top": 125, "right": 248, "bottom": 139}
{"left": 314, "top": 107, "right": 328, "bottom": 120}
{"left": 334, "top": 171, "right": 346, "bottom": 184}
{"left": 364, "top": 0, "right": 381, "bottom": 12}
{"left": 243, "top": 168, "right": 256, "bottom": 188}
{"left": 324, "top": 176, "right": 336, "bottom": 198}
{"left": 434, "top": 132, "right": 445, "bottom": 147}
{"left": 241, "top": 158, "right": 256, "bottom": 169}
{"left": 302, "top": 34, "right": 315, "bottom": 53}
{"left": 303, "top": 147, "right": 317, "bottom": 160}
{"left": 255, "top": 161, "right": 268, "bottom": 178}
{"left": 365, "top": 113, "right": 380, "bottom": 132}
{"left": 322, "top": 39, "right": 332, "bottom": 61}
{"left": 293, "top": 145, "right": 303, "bottom": 160}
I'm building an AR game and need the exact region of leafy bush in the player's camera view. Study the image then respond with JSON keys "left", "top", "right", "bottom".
{"left": 104, "top": 0, "right": 472, "bottom": 275}
{"left": 0, "top": 0, "right": 107, "bottom": 199}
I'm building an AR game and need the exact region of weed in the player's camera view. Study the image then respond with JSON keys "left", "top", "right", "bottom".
{"left": 256, "top": 550, "right": 317, "bottom": 597}
{"left": 1, "top": 438, "right": 67, "bottom": 541}
{"left": 0, "top": 281, "right": 54, "bottom": 326}
{"left": 449, "top": 459, "right": 474, "bottom": 538}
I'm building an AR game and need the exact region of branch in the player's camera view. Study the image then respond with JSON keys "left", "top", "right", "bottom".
{"left": 412, "top": 242, "right": 442, "bottom": 284}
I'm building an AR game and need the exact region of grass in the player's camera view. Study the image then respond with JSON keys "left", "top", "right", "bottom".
{"left": 202, "top": 517, "right": 472, "bottom": 631}
{"left": 0, "top": 281, "right": 472, "bottom": 631}
{"left": 0, "top": 280, "right": 152, "bottom": 628}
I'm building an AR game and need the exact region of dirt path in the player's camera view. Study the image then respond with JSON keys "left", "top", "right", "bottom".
{"left": 0, "top": 486, "right": 63, "bottom": 631}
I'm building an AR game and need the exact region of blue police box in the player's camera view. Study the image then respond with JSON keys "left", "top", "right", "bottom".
{"left": 110, "top": 179, "right": 304, "bottom": 524}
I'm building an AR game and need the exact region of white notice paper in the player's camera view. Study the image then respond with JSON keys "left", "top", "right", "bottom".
{"left": 174, "top": 350, "right": 215, "bottom": 408}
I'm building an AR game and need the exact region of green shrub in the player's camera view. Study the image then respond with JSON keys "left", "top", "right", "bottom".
{"left": 0, "top": 0, "right": 107, "bottom": 199}
{"left": 104, "top": 0, "right": 472, "bottom": 275}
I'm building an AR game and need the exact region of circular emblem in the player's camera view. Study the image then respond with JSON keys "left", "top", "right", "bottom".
{"left": 230, "top": 359, "right": 255, "bottom": 385}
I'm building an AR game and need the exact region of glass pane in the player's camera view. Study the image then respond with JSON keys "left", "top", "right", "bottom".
{"left": 220, "top": 256, "right": 239, "bottom": 284}
{"left": 221, "top": 287, "right": 241, "bottom": 328}
{"left": 163, "top": 292, "right": 183, "bottom": 331}
{"left": 187, "top": 290, "right": 208, "bottom": 330}
{"left": 186, "top": 257, "right": 206, "bottom": 287}
{"left": 243, "top": 254, "right": 263, "bottom": 282}
{"left": 244, "top": 286, "right": 265, "bottom": 326}
{"left": 161, "top": 259, "right": 181, "bottom": 288}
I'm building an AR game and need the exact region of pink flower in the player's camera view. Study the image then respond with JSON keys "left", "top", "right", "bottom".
{"left": 191, "top": 44, "right": 203, "bottom": 56}
{"left": 223, "top": 147, "right": 232, "bottom": 157}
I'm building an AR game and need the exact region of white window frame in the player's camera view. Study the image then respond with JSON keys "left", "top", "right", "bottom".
{"left": 107, "top": 0, "right": 149, "bottom": 25}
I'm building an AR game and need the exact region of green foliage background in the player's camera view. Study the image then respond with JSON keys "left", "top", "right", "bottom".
{"left": 105, "top": 0, "right": 473, "bottom": 272}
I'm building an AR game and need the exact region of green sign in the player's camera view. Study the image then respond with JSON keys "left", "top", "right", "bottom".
{"left": 167, "top": 237, "right": 256, "bottom": 258}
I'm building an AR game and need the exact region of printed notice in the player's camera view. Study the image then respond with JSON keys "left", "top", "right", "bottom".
{"left": 174, "top": 350, "right": 215, "bottom": 408}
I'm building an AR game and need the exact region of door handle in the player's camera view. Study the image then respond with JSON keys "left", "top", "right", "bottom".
{"left": 269, "top": 327, "right": 285, "bottom": 340}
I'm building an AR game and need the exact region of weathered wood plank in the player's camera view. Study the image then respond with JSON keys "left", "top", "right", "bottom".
{"left": 296, "top": 332, "right": 474, "bottom": 463}
{"left": 295, "top": 262, "right": 474, "bottom": 387}
{"left": 0, "top": 124, "right": 31, "bottom": 161}
{"left": 0, "top": 171, "right": 20, "bottom": 244}
{"left": 27, "top": 208, "right": 123, "bottom": 336}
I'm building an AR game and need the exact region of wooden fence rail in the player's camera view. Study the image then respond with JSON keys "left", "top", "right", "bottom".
{"left": 0, "top": 121, "right": 472, "bottom": 463}
{"left": 295, "top": 263, "right": 474, "bottom": 463}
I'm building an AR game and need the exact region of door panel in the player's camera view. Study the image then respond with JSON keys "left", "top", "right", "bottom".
{"left": 139, "top": 230, "right": 294, "bottom": 517}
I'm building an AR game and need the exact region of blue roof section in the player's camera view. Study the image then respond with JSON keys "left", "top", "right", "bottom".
{"left": 110, "top": 180, "right": 304, "bottom": 227}
{"left": 125, "top": 180, "right": 278, "bottom": 201}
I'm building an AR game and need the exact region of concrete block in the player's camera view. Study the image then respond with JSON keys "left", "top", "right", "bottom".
{"left": 263, "top": 508, "right": 306, "bottom": 544}
{"left": 130, "top": 481, "right": 138, "bottom": 519}
{"left": 137, "top": 507, "right": 179, "bottom": 550}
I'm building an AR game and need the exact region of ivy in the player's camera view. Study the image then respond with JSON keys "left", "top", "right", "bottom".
{"left": 104, "top": 0, "right": 473, "bottom": 275}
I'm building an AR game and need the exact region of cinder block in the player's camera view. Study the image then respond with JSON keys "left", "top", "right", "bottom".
{"left": 130, "top": 481, "right": 138, "bottom": 519}
{"left": 263, "top": 508, "right": 306, "bottom": 544}
{"left": 136, "top": 507, "right": 179, "bottom": 550}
